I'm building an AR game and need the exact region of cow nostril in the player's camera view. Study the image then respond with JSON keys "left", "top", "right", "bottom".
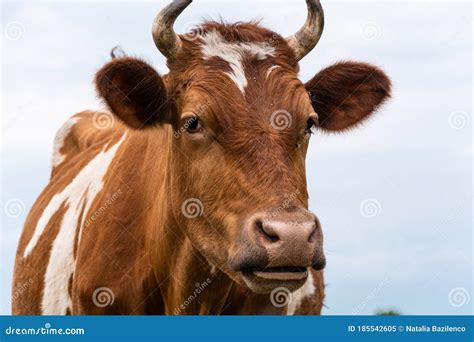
{"left": 255, "top": 219, "right": 279, "bottom": 243}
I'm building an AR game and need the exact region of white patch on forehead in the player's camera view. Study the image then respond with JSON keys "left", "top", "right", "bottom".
{"left": 200, "top": 30, "right": 276, "bottom": 93}
{"left": 286, "top": 271, "right": 316, "bottom": 315}
{"left": 23, "top": 134, "right": 126, "bottom": 314}
{"left": 51, "top": 117, "right": 79, "bottom": 168}
{"left": 266, "top": 65, "right": 280, "bottom": 79}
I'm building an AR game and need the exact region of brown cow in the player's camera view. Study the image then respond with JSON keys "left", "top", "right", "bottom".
{"left": 12, "top": 0, "right": 390, "bottom": 315}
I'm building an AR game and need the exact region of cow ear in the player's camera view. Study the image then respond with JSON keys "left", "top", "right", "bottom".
{"left": 95, "top": 57, "right": 169, "bottom": 129}
{"left": 305, "top": 61, "right": 391, "bottom": 131}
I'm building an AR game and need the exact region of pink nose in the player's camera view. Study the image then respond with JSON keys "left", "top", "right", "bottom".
{"left": 255, "top": 218, "right": 317, "bottom": 246}
{"left": 251, "top": 208, "right": 324, "bottom": 269}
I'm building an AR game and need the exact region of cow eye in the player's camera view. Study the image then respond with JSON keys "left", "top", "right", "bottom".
{"left": 184, "top": 116, "right": 202, "bottom": 133}
{"left": 305, "top": 114, "right": 319, "bottom": 134}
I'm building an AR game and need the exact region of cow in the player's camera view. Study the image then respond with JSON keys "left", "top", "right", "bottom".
{"left": 12, "top": 0, "right": 391, "bottom": 315}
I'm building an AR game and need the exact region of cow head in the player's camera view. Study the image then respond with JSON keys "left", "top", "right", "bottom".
{"left": 95, "top": 0, "right": 391, "bottom": 294}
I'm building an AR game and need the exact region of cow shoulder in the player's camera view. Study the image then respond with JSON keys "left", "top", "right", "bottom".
{"left": 51, "top": 110, "right": 124, "bottom": 178}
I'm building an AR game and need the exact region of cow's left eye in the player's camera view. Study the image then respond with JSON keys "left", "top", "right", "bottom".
{"left": 305, "top": 114, "right": 319, "bottom": 135}
{"left": 305, "top": 119, "right": 315, "bottom": 134}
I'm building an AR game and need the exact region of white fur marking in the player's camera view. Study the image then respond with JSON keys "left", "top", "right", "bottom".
{"left": 200, "top": 31, "right": 275, "bottom": 93}
{"left": 287, "top": 271, "right": 316, "bottom": 315}
{"left": 23, "top": 134, "right": 126, "bottom": 314}
{"left": 51, "top": 117, "right": 79, "bottom": 168}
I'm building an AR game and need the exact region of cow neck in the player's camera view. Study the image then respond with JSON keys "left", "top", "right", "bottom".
{"left": 142, "top": 125, "right": 282, "bottom": 314}
{"left": 140, "top": 125, "right": 230, "bottom": 313}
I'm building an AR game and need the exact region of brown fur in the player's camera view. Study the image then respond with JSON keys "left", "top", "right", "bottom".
{"left": 13, "top": 21, "right": 390, "bottom": 315}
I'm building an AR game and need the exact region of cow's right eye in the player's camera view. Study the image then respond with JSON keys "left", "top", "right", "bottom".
{"left": 184, "top": 116, "right": 202, "bottom": 133}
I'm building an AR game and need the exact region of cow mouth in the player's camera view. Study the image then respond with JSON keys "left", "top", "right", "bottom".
{"left": 240, "top": 266, "right": 309, "bottom": 293}
{"left": 245, "top": 266, "right": 308, "bottom": 280}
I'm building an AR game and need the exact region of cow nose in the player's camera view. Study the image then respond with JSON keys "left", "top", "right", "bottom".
{"left": 255, "top": 218, "right": 317, "bottom": 245}
{"left": 250, "top": 208, "right": 324, "bottom": 269}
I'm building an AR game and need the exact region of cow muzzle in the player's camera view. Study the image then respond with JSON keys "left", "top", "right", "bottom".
{"left": 230, "top": 207, "right": 325, "bottom": 294}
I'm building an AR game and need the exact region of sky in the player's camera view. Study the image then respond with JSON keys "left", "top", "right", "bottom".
{"left": 1, "top": 0, "right": 472, "bottom": 315}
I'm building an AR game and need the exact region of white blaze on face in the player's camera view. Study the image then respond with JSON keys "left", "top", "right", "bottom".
{"left": 23, "top": 133, "right": 127, "bottom": 314}
{"left": 51, "top": 117, "right": 79, "bottom": 168}
{"left": 286, "top": 271, "right": 316, "bottom": 315}
{"left": 200, "top": 30, "right": 276, "bottom": 93}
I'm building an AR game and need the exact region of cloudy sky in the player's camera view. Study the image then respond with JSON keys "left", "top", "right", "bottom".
{"left": 1, "top": 0, "right": 472, "bottom": 315}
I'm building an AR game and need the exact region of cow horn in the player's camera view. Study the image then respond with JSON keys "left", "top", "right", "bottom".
{"left": 285, "top": 0, "right": 324, "bottom": 61}
{"left": 152, "top": 0, "right": 192, "bottom": 58}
